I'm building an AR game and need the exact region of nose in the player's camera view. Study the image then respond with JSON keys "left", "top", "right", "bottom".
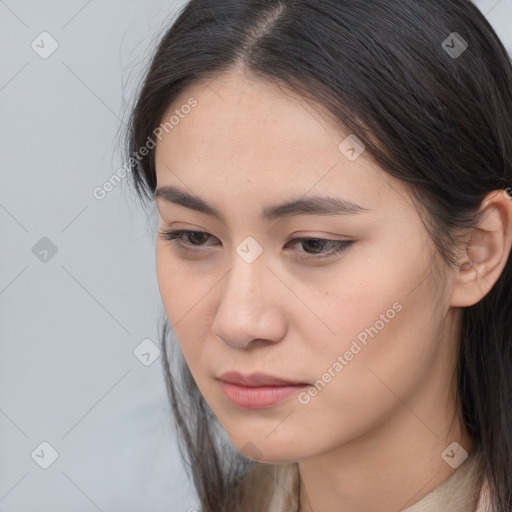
{"left": 211, "top": 253, "right": 287, "bottom": 349}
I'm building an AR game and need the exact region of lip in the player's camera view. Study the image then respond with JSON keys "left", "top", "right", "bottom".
{"left": 218, "top": 371, "right": 307, "bottom": 387}
{"left": 217, "top": 371, "right": 309, "bottom": 410}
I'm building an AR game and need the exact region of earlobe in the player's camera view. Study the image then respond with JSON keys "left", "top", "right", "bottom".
{"left": 450, "top": 191, "right": 512, "bottom": 308}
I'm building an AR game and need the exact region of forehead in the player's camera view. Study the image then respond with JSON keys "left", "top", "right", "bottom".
{"left": 157, "top": 71, "right": 342, "bottom": 160}
{"left": 153, "top": 70, "right": 406, "bottom": 217}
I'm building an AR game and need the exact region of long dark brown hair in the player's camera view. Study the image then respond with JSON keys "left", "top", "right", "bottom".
{"left": 123, "top": 1, "right": 512, "bottom": 510}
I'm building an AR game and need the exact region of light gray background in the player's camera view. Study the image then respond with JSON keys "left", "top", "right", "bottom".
{"left": 0, "top": 1, "right": 510, "bottom": 511}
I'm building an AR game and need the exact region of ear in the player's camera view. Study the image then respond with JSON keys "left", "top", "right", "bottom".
{"left": 450, "top": 189, "right": 512, "bottom": 307}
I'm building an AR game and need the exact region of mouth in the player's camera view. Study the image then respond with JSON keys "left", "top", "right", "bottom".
{"left": 218, "top": 371, "right": 309, "bottom": 387}
{"left": 217, "top": 371, "right": 310, "bottom": 410}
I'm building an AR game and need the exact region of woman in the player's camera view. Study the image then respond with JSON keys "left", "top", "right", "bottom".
{"left": 124, "top": 1, "right": 512, "bottom": 510}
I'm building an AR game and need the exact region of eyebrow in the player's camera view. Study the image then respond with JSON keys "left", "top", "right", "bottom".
{"left": 154, "top": 185, "right": 371, "bottom": 223}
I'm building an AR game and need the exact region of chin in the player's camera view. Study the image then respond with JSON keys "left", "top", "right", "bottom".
{"left": 240, "top": 449, "right": 300, "bottom": 465}
{"left": 230, "top": 434, "right": 308, "bottom": 464}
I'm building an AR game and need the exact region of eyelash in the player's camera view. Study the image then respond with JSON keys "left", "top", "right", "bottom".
{"left": 158, "top": 229, "right": 353, "bottom": 261}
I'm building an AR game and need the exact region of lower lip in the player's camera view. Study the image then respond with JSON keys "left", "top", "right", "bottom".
{"left": 218, "top": 381, "right": 308, "bottom": 410}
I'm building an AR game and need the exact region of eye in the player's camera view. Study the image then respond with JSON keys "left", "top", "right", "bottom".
{"left": 158, "top": 229, "right": 353, "bottom": 261}
{"left": 288, "top": 237, "right": 352, "bottom": 260}
{"left": 160, "top": 229, "right": 216, "bottom": 247}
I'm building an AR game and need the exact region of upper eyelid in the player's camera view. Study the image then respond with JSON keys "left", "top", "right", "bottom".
{"left": 160, "top": 230, "right": 353, "bottom": 254}
{"left": 163, "top": 229, "right": 348, "bottom": 242}
{"left": 159, "top": 226, "right": 351, "bottom": 238}
{"left": 158, "top": 229, "right": 353, "bottom": 261}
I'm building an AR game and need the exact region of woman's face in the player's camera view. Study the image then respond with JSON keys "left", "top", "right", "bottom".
{"left": 153, "top": 70, "right": 460, "bottom": 464}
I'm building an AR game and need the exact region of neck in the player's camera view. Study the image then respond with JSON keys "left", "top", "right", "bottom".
{"left": 297, "top": 366, "right": 473, "bottom": 512}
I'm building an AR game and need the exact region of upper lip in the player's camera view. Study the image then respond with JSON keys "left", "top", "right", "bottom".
{"left": 217, "top": 371, "right": 308, "bottom": 387}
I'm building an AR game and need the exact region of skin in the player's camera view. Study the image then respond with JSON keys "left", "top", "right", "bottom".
{"left": 153, "top": 69, "right": 512, "bottom": 512}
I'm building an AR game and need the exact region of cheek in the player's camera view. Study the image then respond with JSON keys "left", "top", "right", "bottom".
{"left": 155, "top": 244, "right": 202, "bottom": 322}
{"left": 155, "top": 245, "right": 212, "bottom": 368}
{"left": 299, "top": 251, "right": 444, "bottom": 429}
{"left": 155, "top": 246, "right": 179, "bottom": 317}
{"left": 303, "top": 233, "right": 436, "bottom": 363}
{"left": 318, "top": 230, "right": 439, "bottom": 354}
{"left": 290, "top": 243, "right": 408, "bottom": 359}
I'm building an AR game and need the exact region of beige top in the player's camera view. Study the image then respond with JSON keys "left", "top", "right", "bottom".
{"left": 401, "top": 449, "right": 487, "bottom": 512}
{"left": 235, "top": 448, "right": 492, "bottom": 512}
